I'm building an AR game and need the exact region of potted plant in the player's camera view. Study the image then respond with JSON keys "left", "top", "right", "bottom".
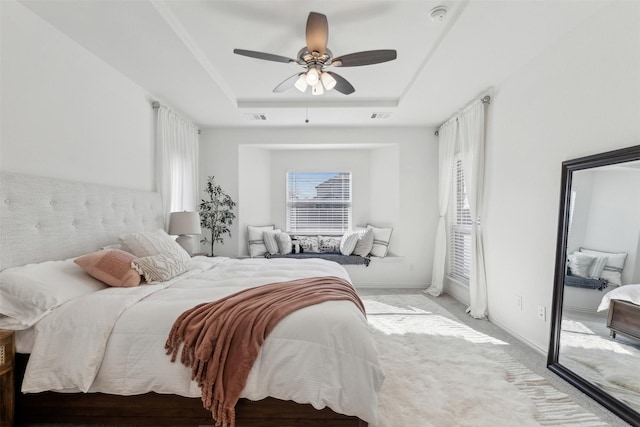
{"left": 199, "top": 176, "right": 236, "bottom": 256}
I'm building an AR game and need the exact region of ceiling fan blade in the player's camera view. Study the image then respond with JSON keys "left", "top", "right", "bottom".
{"left": 273, "top": 74, "right": 301, "bottom": 93}
{"left": 332, "top": 50, "right": 397, "bottom": 67}
{"left": 233, "top": 49, "right": 295, "bottom": 64}
{"left": 306, "top": 12, "right": 328, "bottom": 54}
{"left": 326, "top": 72, "right": 355, "bottom": 95}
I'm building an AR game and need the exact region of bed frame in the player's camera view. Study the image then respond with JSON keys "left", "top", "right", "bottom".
{"left": 1, "top": 172, "right": 367, "bottom": 427}
{"left": 607, "top": 299, "right": 640, "bottom": 343}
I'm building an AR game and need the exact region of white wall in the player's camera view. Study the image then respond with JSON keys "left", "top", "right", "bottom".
{"left": 0, "top": 1, "right": 155, "bottom": 190}
{"left": 581, "top": 168, "right": 640, "bottom": 285}
{"left": 199, "top": 127, "right": 439, "bottom": 287}
{"left": 480, "top": 1, "right": 640, "bottom": 352}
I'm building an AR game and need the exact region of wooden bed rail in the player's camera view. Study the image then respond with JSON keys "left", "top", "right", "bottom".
{"left": 14, "top": 354, "right": 367, "bottom": 427}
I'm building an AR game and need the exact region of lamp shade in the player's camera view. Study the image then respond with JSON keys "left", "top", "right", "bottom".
{"left": 294, "top": 74, "right": 308, "bottom": 92}
{"left": 320, "top": 72, "right": 336, "bottom": 91}
{"left": 168, "top": 211, "right": 202, "bottom": 235}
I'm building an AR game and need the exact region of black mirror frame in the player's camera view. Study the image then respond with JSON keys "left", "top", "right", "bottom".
{"left": 547, "top": 144, "right": 640, "bottom": 426}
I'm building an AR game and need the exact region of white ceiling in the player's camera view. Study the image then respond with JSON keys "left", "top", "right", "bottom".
{"left": 19, "top": 0, "right": 608, "bottom": 129}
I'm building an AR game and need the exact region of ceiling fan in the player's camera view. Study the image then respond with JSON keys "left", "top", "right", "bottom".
{"left": 233, "top": 11, "right": 397, "bottom": 96}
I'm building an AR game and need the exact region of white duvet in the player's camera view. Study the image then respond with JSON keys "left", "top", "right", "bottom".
{"left": 22, "top": 257, "right": 384, "bottom": 424}
{"left": 598, "top": 283, "right": 640, "bottom": 311}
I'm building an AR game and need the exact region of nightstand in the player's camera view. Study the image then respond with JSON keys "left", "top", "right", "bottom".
{"left": 0, "top": 330, "right": 14, "bottom": 427}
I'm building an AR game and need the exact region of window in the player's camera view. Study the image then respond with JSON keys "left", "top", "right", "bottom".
{"left": 449, "top": 157, "right": 472, "bottom": 283}
{"left": 286, "top": 172, "right": 352, "bottom": 234}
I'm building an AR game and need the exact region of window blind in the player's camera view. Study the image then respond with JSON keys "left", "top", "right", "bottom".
{"left": 449, "top": 158, "right": 472, "bottom": 282}
{"left": 286, "top": 172, "right": 352, "bottom": 233}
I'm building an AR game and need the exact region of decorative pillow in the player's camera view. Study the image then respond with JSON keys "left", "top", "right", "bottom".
{"left": 276, "top": 232, "right": 293, "bottom": 255}
{"left": 339, "top": 231, "right": 361, "bottom": 256}
{"left": 0, "top": 258, "right": 107, "bottom": 329}
{"left": 588, "top": 256, "right": 608, "bottom": 279}
{"left": 319, "top": 235, "right": 341, "bottom": 253}
{"left": 74, "top": 249, "right": 141, "bottom": 288}
{"left": 262, "top": 229, "right": 282, "bottom": 255}
{"left": 296, "top": 235, "right": 319, "bottom": 253}
{"left": 367, "top": 225, "right": 393, "bottom": 257}
{"left": 579, "top": 248, "right": 627, "bottom": 286}
{"left": 567, "top": 252, "right": 595, "bottom": 278}
{"left": 352, "top": 227, "right": 375, "bottom": 257}
{"left": 291, "top": 238, "right": 302, "bottom": 254}
{"left": 248, "top": 225, "right": 275, "bottom": 257}
{"left": 132, "top": 253, "right": 188, "bottom": 284}
{"left": 119, "top": 229, "right": 190, "bottom": 264}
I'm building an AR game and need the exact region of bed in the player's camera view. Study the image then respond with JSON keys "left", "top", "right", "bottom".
{"left": 598, "top": 284, "right": 640, "bottom": 343}
{"left": 0, "top": 172, "right": 383, "bottom": 426}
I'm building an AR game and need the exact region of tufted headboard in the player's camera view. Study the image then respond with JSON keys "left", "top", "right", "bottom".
{"left": 0, "top": 172, "right": 164, "bottom": 270}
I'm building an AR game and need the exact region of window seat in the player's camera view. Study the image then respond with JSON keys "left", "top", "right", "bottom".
{"left": 264, "top": 252, "right": 371, "bottom": 266}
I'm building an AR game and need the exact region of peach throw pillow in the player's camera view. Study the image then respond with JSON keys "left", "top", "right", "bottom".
{"left": 75, "top": 249, "right": 141, "bottom": 287}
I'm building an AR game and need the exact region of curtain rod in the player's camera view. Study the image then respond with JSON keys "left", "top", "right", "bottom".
{"left": 151, "top": 101, "right": 200, "bottom": 134}
{"left": 434, "top": 95, "right": 490, "bottom": 136}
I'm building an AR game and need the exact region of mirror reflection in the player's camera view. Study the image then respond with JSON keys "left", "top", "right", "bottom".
{"left": 558, "top": 159, "right": 640, "bottom": 413}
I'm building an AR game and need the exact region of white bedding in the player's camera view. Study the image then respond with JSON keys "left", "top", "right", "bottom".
{"left": 21, "top": 257, "right": 383, "bottom": 424}
{"left": 598, "top": 283, "right": 640, "bottom": 311}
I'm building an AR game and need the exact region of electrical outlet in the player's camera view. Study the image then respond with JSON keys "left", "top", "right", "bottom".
{"left": 515, "top": 295, "right": 522, "bottom": 311}
{"left": 537, "top": 305, "right": 546, "bottom": 321}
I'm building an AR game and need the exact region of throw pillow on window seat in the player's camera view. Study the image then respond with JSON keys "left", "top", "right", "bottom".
{"left": 247, "top": 225, "right": 275, "bottom": 257}
{"left": 367, "top": 225, "right": 393, "bottom": 257}
{"left": 319, "top": 236, "right": 341, "bottom": 253}
{"left": 579, "top": 247, "right": 627, "bottom": 286}
{"left": 295, "top": 235, "right": 320, "bottom": 253}
{"left": 276, "top": 232, "right": 293, "bottom": 255}
{"left": 352, "top": 227, "right": 375, "bottom": 257}
{"left": 339, "top": 231, "right": 361, "bottom": 256}
{"left": 262, "top": 229, "right": 282, "bottom": 255}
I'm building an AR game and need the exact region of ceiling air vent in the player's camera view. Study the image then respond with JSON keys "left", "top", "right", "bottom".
{"left": 370, "top": 112, "right": 392, "bottom": 119}
{"left": 245, "top": 113, "right": 267, "bottom": 121}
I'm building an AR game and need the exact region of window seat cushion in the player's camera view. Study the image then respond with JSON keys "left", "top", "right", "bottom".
{"left": 264, "top": 252, "right": 370, "bottom": 267}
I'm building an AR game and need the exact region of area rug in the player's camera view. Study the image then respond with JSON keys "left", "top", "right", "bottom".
{"left": 560, "top": 317, "right": 640, "bottom": 413}
{"left": 363, "top": 293, "right": 609, "bottom": 427}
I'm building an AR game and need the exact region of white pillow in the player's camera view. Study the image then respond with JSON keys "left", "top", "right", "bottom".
{"left": 588, "top": 256, "right": 608, "bottom": 279}
{"left": 367, "top": 225, "right": 393, "bottom": 257}
{"left": 132, "top": 253, "right": 188, "bottom": 284}
{"left": 262, "top": 229, "right": 282, "bottom": 255}
{"left": 353, "top": 228, "right": 375, "bottom": 257}
{"left": 579, "top": 248, "right": 627, "bottom": 286}
{"left": 0, "top": 258, "right": 107, "bottom": 329}
{"left": 276, "top": 232, "right": 293, "bottom": 255}
{"left": 119, "top": 229, "right": 190, "bottom": 264}
{"left": 567, "top": 252, "right": 595, "bottom": 278}
{"left": 340, "top": 231, "right": 361, "bottom": 256}
{"left": 248, "top": 225, "right": 274, "bottom": 257}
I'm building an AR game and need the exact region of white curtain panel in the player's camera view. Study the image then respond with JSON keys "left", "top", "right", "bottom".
{"left": 427, "top": 119, "right": 457, "bottom": 297}
{"left": 458, "top": 100, "right": 488, "bottom": 319}
{"left": 156, "top": 105, "right": 199, "bottom": 228}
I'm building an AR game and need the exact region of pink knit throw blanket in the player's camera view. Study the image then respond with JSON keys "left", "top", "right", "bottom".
{"left": 165, "top": 275, "right": 366, "bottom": 427}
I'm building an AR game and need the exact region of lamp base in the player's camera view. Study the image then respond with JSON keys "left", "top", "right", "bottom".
{"left": 175, "top": 235, "right": 199, "bottom": 256}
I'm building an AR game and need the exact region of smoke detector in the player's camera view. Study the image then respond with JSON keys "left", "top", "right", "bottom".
{"left": 429, "top": 6, "right": 448, "bottom": 23}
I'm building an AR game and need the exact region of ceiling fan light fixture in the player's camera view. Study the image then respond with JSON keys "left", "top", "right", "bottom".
{"left": 294, "top": 74, "right": 308, "bottom": 92}
{"left": 305, "top": 67, "right": 320, "bottom": 86}
{"left": 320, "top": 72, "right": 336, "bottom": 91}
{"left": 311, "top": 82, "right": 324, "bottom": 96}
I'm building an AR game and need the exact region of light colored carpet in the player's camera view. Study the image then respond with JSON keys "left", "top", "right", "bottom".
{"left": 362, "top": 292, "right": 611, "bottom": 427}
{"left": 560, "top": 316, "right": 640, "bottom": 414}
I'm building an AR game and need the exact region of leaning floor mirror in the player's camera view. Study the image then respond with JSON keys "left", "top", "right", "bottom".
{"left": 548, "top": 144, "right": 640, "bottom": 425}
